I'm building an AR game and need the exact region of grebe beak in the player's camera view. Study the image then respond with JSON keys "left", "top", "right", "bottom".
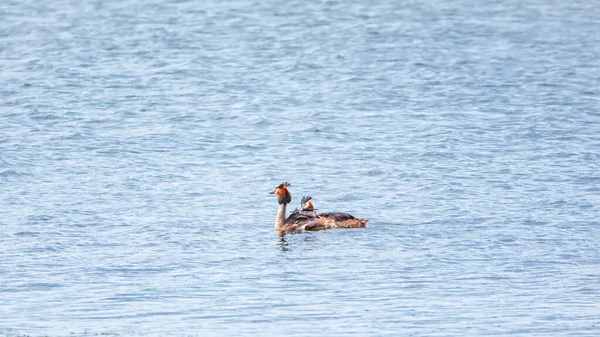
{"left": 269, "top": 190, "right": 275, "bottom": 194}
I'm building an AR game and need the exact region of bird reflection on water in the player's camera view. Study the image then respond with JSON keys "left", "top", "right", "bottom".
{"left": 276, "top": 232, "right": 320, "bottom": 252}
{"left": 277, "top": 235, "right": 289, "bottom": 252}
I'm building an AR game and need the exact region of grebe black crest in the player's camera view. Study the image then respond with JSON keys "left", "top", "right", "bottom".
{"left": 269, "top": 182, "right": 291, "bottom": 204}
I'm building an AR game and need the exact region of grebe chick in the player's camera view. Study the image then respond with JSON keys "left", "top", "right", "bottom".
{"left": 270, "top": 183, "right": 368, "bottom": 232}
{"left": 300, "top": 196, "right": 315, "bottom": 211}
{"left": 287, "top": 196, "right": 319, "bottom": 226}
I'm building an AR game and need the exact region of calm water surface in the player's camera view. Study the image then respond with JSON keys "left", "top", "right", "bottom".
{"left": 2, "top": 0, "right": 600, "bottom": 335}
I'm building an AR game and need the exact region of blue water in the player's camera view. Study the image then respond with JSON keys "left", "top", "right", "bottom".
{"left": 2, "top": 0, "right": 600, "bottom": 335}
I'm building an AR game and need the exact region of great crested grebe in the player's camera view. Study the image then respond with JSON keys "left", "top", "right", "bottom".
{"left": 270, "top": 182, "right": 368, "bottom": 232}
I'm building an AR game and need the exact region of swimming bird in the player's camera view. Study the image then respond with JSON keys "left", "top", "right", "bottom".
{"left": 270, "top": 182, "right": 368, "bottom": 232}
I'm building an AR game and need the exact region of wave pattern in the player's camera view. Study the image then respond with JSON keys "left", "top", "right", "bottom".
{"left": 1, "top": 0, "right": 600, "bottom": 335}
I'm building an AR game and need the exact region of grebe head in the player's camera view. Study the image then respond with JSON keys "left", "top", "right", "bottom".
{"left": 270, "top": 182, "right": 292, "bottom": 205}
{"left": 301, "top": 196, "right": 314, "bottom": 211}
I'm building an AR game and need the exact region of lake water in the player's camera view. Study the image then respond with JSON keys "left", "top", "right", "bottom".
{"left": 2, "top": 0, "right": 600, "bottom": 335}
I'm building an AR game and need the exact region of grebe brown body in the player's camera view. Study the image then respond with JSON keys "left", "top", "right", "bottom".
{"left": 270, "top": 182, "right": 368, "bottom": 232}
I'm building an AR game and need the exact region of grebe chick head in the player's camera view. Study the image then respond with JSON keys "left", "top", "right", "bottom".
{"left": 300, "top": 196, "right": 315, "bottom": 211}
{"left": 270, "top": 182, "right": 292, "bottom": 204}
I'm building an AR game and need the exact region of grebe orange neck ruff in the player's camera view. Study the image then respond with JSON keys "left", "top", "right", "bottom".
{"left": 269, "top": 182, "right": 291, "bottom": 230}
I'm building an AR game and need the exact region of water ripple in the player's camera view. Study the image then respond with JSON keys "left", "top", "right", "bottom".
{"left": 2, "top": 0, "right": 600, "bottom": 335}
